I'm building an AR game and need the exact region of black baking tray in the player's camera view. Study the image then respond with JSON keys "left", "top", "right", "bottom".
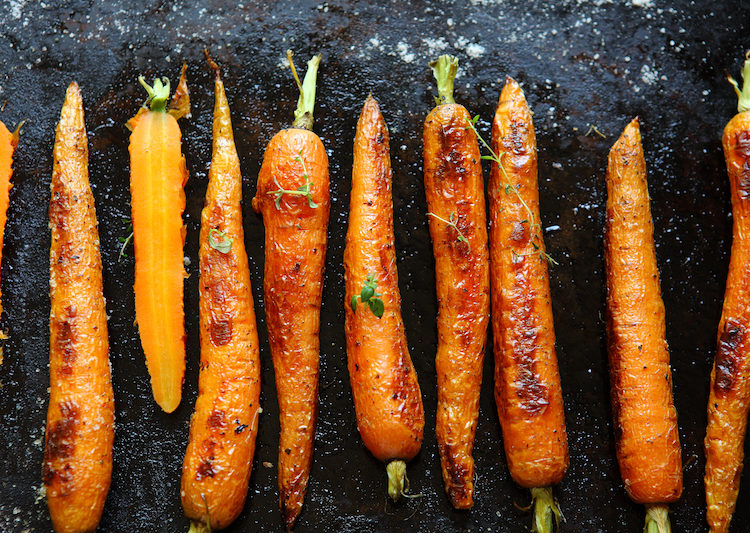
{"left": 1, "top": 1, "right": 749, "bottom": 531}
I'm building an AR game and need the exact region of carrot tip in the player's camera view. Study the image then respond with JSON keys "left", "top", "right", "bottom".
{"left": 531, "top": 487, "right": 562, "bottom": 533}
{"left": 644, "top": 504, "right": 671, "bottom": 533}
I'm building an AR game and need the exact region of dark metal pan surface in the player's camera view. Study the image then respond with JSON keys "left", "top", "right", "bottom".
{"left": 1, "top": 1, "right": 749, "bottom": 531}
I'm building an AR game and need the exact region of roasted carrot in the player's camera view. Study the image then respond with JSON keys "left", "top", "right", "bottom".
{"left": 251, "top": 51, "right": 329, "bottom": 530}
{"left": 705, "top": 51, "right": 750, "bottom": 533}
{"left": 344, "top": 95, "right": 424, "bottom": 500}
{"left": 128, "top": 65, "right": 190, "bottom": 413}
{"left": 605, "top": 118, "right": 683, "bottom": 532}
{"left": 423, "top": 55, "right": 490, "bottom": 509}
{"left": 43, "top": 82, "right": 114, "bottom": 533}
{"left": 0, "top": 118, "right": 20, "bottom": 316}
{"left": 181, "top": 54, "right": 261, "bottom": 533}
{"left": 485, "top": 77, "right": 569, "bottom": 532}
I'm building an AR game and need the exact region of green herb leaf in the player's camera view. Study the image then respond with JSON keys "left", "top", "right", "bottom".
{"left": 360, "top": 285, "right": 375, "bottom": 302}
{"left": 352, "top": 273, "right": 385, "bottom": 318}
{"left": 209, "top": 228, "right": 233, "bottom": 254}
{"left": 368, "top": 298, "right": 384, "bottom": 318}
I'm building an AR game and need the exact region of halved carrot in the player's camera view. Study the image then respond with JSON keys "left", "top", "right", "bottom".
{"left": 181, "top": 54, "right": 261, "bottom": 533}
{"left": 605, "top": 118, "right": 682, "bottom": 532}
{"left": 0, "top": 118, "right": 20, "bottom": 316}
{"left": 251, "top": 51, "right": 329, "bottom": 530}
{"left": 487, "top": 77, "right": 569, "bottom": 532}
{"left": 128, "top": 64, "right": 190, "bottom": 413}
{"left": 705, "top": 51, "right": 750, "bottom": 533}
{"left": 344, "top": 95, "right": 424, "bottom": 500}
{"left": 44, "top": 82, "right": 114, "bottom": 533}
{"left": 423, "top": 55, "right": 490, "bottom": 509}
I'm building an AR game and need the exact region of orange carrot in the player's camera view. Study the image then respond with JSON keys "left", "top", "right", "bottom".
{"left": 44, "top": 82, "right": 114, "bottom": 533}
{"left": 705, "top": 51, "right": 750, "bottom": 533}
{"left": 605, "top": 118, "right": 683, "bottom": 533}
{"left": 181, "top": 55, "right": 261, "bottom": 533}
{"left": 423, "top": 55, "right": 490, "bottom": 509}
{"left": 251, "top": 51, "right": 329, "bottom": 530}
{"left": 485, "top": 77, "right": 569, "bottom": 532}
{"left": 128, "top": 64, "right": 190, "bottom": 413}
{"left": 0, "top": 118, "right": 19, "bottom": 316}
{"left": 344, "top": 95, "right": 424, "bottom": 500}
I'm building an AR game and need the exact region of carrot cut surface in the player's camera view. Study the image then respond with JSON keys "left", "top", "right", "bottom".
{"left": 44, "top": 82, "right": 114, "bottom": 533}
{"left": 128, "top": 68, "right": 189, "bottom": 413}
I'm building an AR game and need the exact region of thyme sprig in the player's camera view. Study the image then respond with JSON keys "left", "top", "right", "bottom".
{"left": 118, "top": 218, "right": 133, "bottom": 262}
{"left": 208, "top": 228, "right": 233, "bottom": 254}
{"left": 351, "top": 273, "right": 384, "bottom": 318}
{"left": 465, "top": 115, "right": 557, "bottom": 266}
{"left": 268, "top": 150, "right": 319, "bottom": 209}
{"left": 427, "top": 211, "right": 470, "bottom": 251}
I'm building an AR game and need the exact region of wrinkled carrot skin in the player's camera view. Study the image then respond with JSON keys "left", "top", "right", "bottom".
{"left": 605, "top": 118, "right": 683, "bottom": 504}
{"left": 490, "top": 78, "right": 569, "bottom": 489}
{"left": 44, "top": 82, "right": 114, "bottom": 533}
{"left": 344, "top": 96, "right": 424, "bottom": 464}
{"left": 0, "top": 120, "right": 18, "bottom": 315}
{"left": 423, "top": 102, "right": 489, "bottom": 508}
{"left": 129, "top": 76, "right": 189, "bottom": 414}
{"left": 252, "top": 128, "right": 329, "bottom": 529}
{"left": 704, "top": 110, "right": 750, "bottom": 533}
{"left": 181, "top": 65, "right": 261, "bottom": 530}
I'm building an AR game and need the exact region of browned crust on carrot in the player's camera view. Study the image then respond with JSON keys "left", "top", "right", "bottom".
{"left": 423, "top": 102, "right": 490, "bottom": 508}
{"left": 181, "top": 61, "right": 261, "bottom": 530}
{"left": 45, "top": 81, "right": 114, "bottom": 533}
{"left": 489, "top": 78, "right": 569, "bottom": 489}
{"left": 705, "top": 111, "right": 750, "bottom": 533}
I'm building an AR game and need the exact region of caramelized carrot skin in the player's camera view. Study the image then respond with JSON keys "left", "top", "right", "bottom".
{"left": 705, "top": 111, "right": 750, "bottom": 533}
{"left": 181, "top": 70, "right": 261, "bottom": 530}
{"left": 423, "top": 102, "right": 489, "bottom": 508}
{"left": 129, "top": 108, "right": 188, "bottom": 413}
{"left": 44, "top": 82, "right": 114, "bottom": 533}
{"left": 345, "top": 96, "right": 424, "bottom": 464}
{"left": 489, "top": 78, "right": 568, "bottom": 489}
{"left": 605, "top": 118, "right": 682, "bottom": 504}
{"left": 252, "top": 128, "right": 329, "bottom": 529}
{"left": 0, "top": 120, "right": 17, "bottom": 314}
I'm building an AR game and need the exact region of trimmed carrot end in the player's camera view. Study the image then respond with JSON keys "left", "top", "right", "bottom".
{"left": 644, "top": 504, "right": 672, "bottom": 533}
{"left": 188, "top": 520, "right": 211, "bottom": 533}
{"left": 530, "top": 486, "right": 562, "bottom": 533}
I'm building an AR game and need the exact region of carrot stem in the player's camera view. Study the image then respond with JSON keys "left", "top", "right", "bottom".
{"left": 138, "top": 75, "right": 171, "bottom": 112}
{"left": 531, "top": 486, "right": 561, "bottom": 533}
{"left": 644, "top": 504, "right": 671, "bottom": 533}
{"left": 288, "top": 50, "right": 321, "bottom": 130}
{"left": 429, "top": 54, "right": 458, "bottom": 105}
{"left": 386, "top": 460, "right": 409, "bottom": 501}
